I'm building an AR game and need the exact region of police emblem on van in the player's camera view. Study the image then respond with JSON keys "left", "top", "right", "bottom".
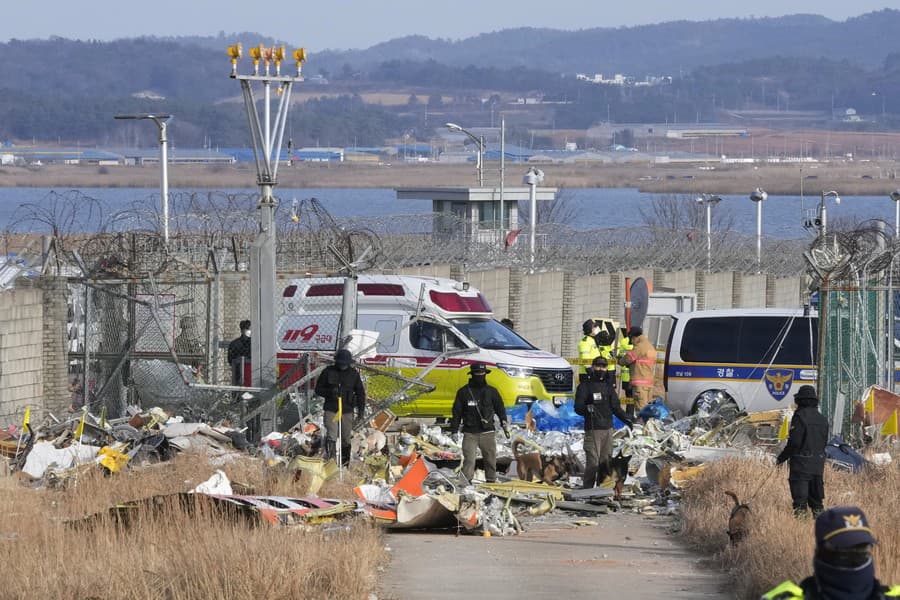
{"left": 764, "top": 369, "right": 795, "bottom": 401}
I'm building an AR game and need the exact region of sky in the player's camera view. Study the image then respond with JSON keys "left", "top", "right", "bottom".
{"left": 1, "top": 1, "right": 894, "bottom": 51}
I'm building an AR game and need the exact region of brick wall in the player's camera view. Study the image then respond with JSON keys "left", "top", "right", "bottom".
{"left": 0, "top": 287, "right": 44, "bottom": 426}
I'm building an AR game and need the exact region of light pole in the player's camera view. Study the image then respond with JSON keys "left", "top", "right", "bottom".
{"left": 446, "top": 122, "right": 484, "bottom": 186}
{"left": 750, "top": 188, "right": 768, "bottom": 272}
{"left": 524, "top": 167, "right": 544, "bottom": 273}
{"left": 818, "top": 190, "right": 841, "bottom": 237}
{"left": 115, "top": 113, "right": 171, "bottom": 244}
{"left": 229, "top": 42, "right": 306, "bottom": 397}
{"left": 873, "top": 91, "right": 886, "bottom": 122}
{"left": 891, "top": 190, "right": 900, "bottom": 239}
{"left": 695, "top": 194, "right": 721, "bottom": 272}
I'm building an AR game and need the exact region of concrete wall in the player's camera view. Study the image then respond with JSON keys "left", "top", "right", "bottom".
{"left": 0, "top": 287, "right": 44, "bottom": 425}
{"left": 738, "top": 274, "right": 767, "bottom": 308}
{"left": 466, "top": 268, "right": 510, "bottom": 320}
{"left": 519, "top": 271, "right": 565, "bottom": 354}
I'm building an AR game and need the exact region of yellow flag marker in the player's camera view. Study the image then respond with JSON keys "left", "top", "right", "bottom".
{"left": 22, "top": 406, "right": 31, "bottom": 429}
{"left": 864, "top": 388, "right": 875, "bottom": 413}
{"left": 778, "top": 415, "right": 790, "bottom": 441}
{"left": 333, "top": 396, "right": 343, "bottom": 423}
{"left": 74, "top": 409, "right": 87, "bottom": 440}
{"left": 881, "top": 410, "right": 899, "bottom": 437}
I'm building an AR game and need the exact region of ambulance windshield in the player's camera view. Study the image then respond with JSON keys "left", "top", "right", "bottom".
{"left": 451, "top": 318, "right": 535, "bottom": 350}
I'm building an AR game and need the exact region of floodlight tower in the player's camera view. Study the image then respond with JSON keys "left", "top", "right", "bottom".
{"left": 228, "top": 42, "right": 307, "bottom": 389}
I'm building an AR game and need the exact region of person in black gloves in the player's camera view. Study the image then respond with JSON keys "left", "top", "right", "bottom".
{"left": 776, "top": 384, "right": 829, "bottom": 518}
{"left": 450, "top": 362, "right": 509, "bottom": 483}
{"left": 574, "top": 355, "right": 634, "bottom": 489}
{"left": 314, "top": 348, "right": 366, "bottom": 466}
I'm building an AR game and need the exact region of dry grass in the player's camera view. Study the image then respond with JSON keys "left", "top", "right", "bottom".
{"left": 3, "top": 161, "right": 900, "bottom": 195}
{"left": 679, "top": 457, "right": 900, "bottom": 599}
{"left": 0, "top": 453, "right": 385, "bottom": 599}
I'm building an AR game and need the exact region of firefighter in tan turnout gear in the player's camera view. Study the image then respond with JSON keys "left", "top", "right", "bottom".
{"left": 624, "top": 326, "right": 656, "bottom": 412}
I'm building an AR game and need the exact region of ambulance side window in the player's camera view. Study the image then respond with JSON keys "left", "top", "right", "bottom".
{"left": 410, "top": 321, "right": 443, "bottom": 352}
{"left": 372, "top": 319, "right": 400, "bottom": 353}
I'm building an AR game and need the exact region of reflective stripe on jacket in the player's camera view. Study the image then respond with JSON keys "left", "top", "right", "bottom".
{"left": 627, "top": 334, "right": 656, "bottom": 388}
{"left": 578, "top": 335, "right": 600, "bottom": 360}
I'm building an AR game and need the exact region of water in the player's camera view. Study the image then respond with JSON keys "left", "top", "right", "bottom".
{"left": 0, "top": 187, "right": 893, "bottom": 239}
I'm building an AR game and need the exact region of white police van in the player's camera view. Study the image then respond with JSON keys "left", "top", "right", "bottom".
{"left": 664, "top": 308, "right": 817, "bottom": 415}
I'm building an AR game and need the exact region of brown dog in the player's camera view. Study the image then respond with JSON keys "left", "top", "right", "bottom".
{"left": 724, "top": 491, "right": 751, "bottom": 544}
{"left": 512, "top": 439, "right": 568, "bottom": 484}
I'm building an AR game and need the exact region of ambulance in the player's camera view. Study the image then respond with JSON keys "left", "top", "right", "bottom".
{"left": 276, "top": 275, "right": 575, "bottom": 417}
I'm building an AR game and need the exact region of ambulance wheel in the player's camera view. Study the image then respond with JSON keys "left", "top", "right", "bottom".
{"left": 691, "top": 389, "right": 738, "bottom": 418}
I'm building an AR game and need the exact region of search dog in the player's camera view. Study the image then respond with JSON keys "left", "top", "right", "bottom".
{"left": 512, "top": 438, "right": 569, "bottom": 484}
{"left": 724, "top": 490, "right": 751, "bottom": 544}
{"left": 596, "top": 452, "right": 632, "bottom": 500}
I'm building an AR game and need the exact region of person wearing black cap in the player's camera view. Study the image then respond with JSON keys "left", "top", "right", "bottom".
{"left": 762, "top": 506, "right": 899, "bottom": 599}
{"left": 227, "top": 319, "right": 252, "bottom": 386}
{"left": 450, "top": 362, "right": 509, "bottom": 482}
{"left": 777, "top": 384, "right": 829, "bottom": 517}
{"left": 314, "top": 348, "right": 366, "bottom": 466}
{"left": 574, "top": 355, "right": 634, "bottom": 489}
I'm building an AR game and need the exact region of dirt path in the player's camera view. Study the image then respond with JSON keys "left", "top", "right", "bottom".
{"left": 379, "top": 511, "right": 730, "bottom": 599}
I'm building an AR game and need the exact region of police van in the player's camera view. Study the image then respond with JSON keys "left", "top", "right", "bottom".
{"left": 276, "top": 275, "right": 575, "bottom": 417}
{"left": 664, "top": 308, "right": 817, "bottom": 416}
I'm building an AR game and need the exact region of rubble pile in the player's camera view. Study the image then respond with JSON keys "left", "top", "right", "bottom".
{"left": 2, "top": 393, "right": 893, "bottom": 535}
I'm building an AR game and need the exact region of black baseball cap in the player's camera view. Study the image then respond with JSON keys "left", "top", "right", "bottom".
{"left": 334, "top": 348, "right": 353, "bottom": 367}
{"left": 815, "top": 506, "right": 877, "bottom": 549}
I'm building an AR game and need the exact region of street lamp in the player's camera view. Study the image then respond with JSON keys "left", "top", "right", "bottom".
{"left": 818, "top": 190, "right": 841, "bottom": 237}
{"left": 891, "top": 190, "right": 900, "bottom": 239}
{"left": 695, "top": 194, "right": 722, "bottom": 272}
{"left": 115, "top": 114, "right": 171, "bottom": 244}
{"left": 873, "top": 91, "right": 886, "bottom": 122}
{"left": 446, "top": 122, "right": 484, "bottom": 186}
{"left": 523, "top": 167, "right": 544, "bottom": 273}
{"left": 750, "top": 188, "right": 768, "bottom": 272}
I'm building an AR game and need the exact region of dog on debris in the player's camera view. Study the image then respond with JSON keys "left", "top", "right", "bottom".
{"left": 724, "top": 491, "right": 751, "bottom": 544}
{"left": 596, "top": 453, "right": 632, "bottom": 500}
{"left": 512, "top": 438, "right": 569, "bottom": 484}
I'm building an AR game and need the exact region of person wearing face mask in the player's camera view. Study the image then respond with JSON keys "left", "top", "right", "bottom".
{"left": 573, "top": 355, "right": 634, "bottom": 489}
{"left": 762, "top": 506, "right": 899, "bottom": 599}
{"left": 227, "top": 319, "right": 252, "bottom": 386}
{"left": 314, "top": 348, "right": 367, "bottom": 466}
{"left": 776, "top": 385, "right": 829, "bottom": 518}
{"left": 450, "top": 362, "right": 509, "bottom": 483}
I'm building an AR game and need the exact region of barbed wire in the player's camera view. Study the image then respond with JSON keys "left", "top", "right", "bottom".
{"left": 1, "top": 189, "right": 821, "bottom": 277}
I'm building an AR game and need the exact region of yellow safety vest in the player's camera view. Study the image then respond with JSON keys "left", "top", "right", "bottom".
{"left": 599, "top": 344, "right": 616, "bottom": 372}
{"left": 762, "top": 580, "right": 900, "bottom": 599}
{"left": 577, "top": 335, "right": 600, "bottom": 362}
{"left": 618, "top": 336, "right": 634, "bottom": 382}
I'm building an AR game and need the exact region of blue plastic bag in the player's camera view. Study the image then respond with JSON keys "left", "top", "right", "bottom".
{"left": 530, "top": 400, "right": 584, "bottom": 432}
{"left": 637, "top": 397, "right": 671, "bottom": 422}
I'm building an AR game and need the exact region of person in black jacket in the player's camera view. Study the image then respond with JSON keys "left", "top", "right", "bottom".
{"left": 450, "top": 362, "right": 509, "bottom": 483}
{"left": 314, "top": 349, "right": 366, "bottom": 466}
{"left": 227, "top": 319, "right": 252, "bottom": 385}
{"left": 777, "top": 385, "right": 829, "bottom": 517}
{"left": 574, "top": 355, "right": 634, "bottom": 489}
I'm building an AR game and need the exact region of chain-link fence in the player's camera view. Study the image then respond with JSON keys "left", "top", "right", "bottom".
{"left": 811, "top": 222, "right": 899, "bottom": 437}
{"left": 1, "top": 189, "right": 821, "bottom": 434}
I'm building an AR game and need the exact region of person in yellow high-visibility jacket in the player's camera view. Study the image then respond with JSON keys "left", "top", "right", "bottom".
{"left": 616, "top": 327, "right": 635, "bottom": 417}
{"left": 577, "top": 320, "right": 602, "bottom": 383}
